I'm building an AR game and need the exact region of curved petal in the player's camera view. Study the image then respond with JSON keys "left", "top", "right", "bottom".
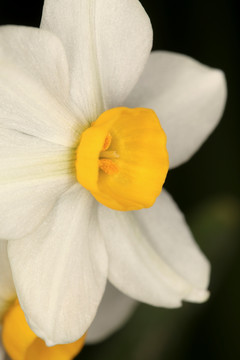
{"left": 125, "top": 51, "right": 227, "bottom": 168}
{"left": 0, "top": 241, "right": 16, "bottom": 322}
{"left": 134, "top": 190, "right": 210, "bottom": 296}
{"left": 98, "top": 197, "right": 209, "bottom": 308}
{"left": 86, "top": 282, "right": 137, "bottom": 344}
{"left": 41, "top": 0, "right": 153, "bottom": 121}
{"left": 8, "top": 184, "right": 108, "bottom": 346}
{"left": 0, "top": 25, "right": 83, "bottom": 147}
{"left": 0, "top": 25, "right": 69, "bottom": 107}
{"left": 0, "top": 177, "right": 75, "bottom": 241}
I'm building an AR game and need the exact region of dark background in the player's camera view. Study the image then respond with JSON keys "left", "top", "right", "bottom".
{"left": 0, "top": 0, "right": 239, "bottom": 359}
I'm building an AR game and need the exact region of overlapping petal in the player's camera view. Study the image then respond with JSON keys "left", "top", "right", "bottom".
{"left": 134, "top": 190, "right": 210, "bottom": 298}
{"left": 125, "top": 51, "right": 227, "bottom": 168}
{"left": 8, "top": 184, "right": 108, "bottom": 345}
{"left": 0, "top": 26, "right": 82, "bottom": 147}
{"left": 98, "top": 194, "right": 209, "bottom": 308}
{"left": 0, "top": 128, "right": 76, "bottom": 240}
{"left": 0, "top": 26, "right": 69, "bottom": 107}
{"left": 0, "top": 26, "right": 84, "bottom": 240}
{"left": 41, "top": 0, "right": 153, "bottom": 121}
{"left": 87, "top": 282, "right": 137, "bottom": 344}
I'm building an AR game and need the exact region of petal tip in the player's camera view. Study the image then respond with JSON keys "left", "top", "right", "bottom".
{"left": 185, "top": 288, "right": 210, "bottom": 304}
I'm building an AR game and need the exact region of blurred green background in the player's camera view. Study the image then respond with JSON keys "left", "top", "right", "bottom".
{"left": 0, "top": 0, "right": 239, "bottom": 359}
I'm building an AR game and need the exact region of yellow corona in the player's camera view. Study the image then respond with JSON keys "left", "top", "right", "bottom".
{"left": 76, "top": 107, "right": 169, "bottom": 211}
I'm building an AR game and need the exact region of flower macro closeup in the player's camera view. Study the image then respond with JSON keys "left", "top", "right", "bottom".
{"left": 0, "top": 0, "right": 227, "bottom": 358}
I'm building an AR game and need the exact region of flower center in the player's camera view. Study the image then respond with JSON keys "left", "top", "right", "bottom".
{"left": 75, "top": 107, "right": 169, "bottom": 211}
{"left": 1, "top": 300, "right": 85, "bottom": 360}
{"left": 98, "top": 133, "right": 119, "bottom": 175}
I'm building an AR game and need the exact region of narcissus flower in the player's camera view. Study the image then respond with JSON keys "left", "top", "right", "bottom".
{"left": 0, "top": 0, "right": 226, "bottom": 351}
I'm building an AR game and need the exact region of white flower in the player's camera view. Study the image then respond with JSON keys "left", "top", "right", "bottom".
{"left": 0, "top": 0, "right": 226, "bottom": 348}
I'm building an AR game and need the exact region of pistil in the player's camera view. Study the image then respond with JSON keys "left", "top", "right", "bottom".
{"left": 99, "top": 150, "right": 119, "bottom": 159}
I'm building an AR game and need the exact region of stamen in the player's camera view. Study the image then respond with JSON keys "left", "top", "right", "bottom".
{"left": 99, "top": 133, "right": 119, "bottom": 174}
{"left": 102, "top": 133, "right": 112, "bottom": 151}
{"left": 99, "top": 159, "right": 119, "bottom": 175}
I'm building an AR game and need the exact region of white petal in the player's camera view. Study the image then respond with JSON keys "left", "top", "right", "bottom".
{"left": 86, "top": 282, "right": 137, "bottom": 344}
{"left": 41, "top": 0, "right": 153, "bottom": 121}
{"left": 134, "top": 190, "right": 210, "bottom": 298}
{"left": 0, "top": 25, "right": 69, "bottom": 106}
{"left": 0, "top": 241, "right": 16, "bottom": 322}
{"left": 8, "top": 184, "right": 108, "bottom": 345}
{"left": 0, "top": 128, "right": 76, "bottom": 240}
{"left": 0, "top": 26, "right": 83, "bottom": 147}
{"left": 125, "top": 51, "right": 227, "bottom": 168}
{"left": 0, "top": 26, "right": 84, "bottom": 240}
{"left": 0, "top": 178, "right": 75, "bottom": 241}
{"left": 98, "top": 199, "right": 209, "bottom": 308}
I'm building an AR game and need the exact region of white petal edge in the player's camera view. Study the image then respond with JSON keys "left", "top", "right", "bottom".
{"left": 0, "top": 126, "right": 77, "bottom": 240}
{"left": 0, "top": 26, "right": 83, "bottom": 147}
{"left": 41, "top": 0, "right": 153, "bottom": 121}
{"left": 98, "top": 196, "right": 209, "bottom": 309}
{"left": 0, "top": 25, "right": 69, "bottom": 107}
{"left": 8, "top": 184, "right": 108, "bottom": 345}
{"left": 134, "top": 189, "right": 210, "bottom": 298}
{"left": 86, "top": 282, "right": 137, "bottom": 344}
{"left": 0, "top": 177, "right": 75, "bottom": 241}
{"left": 125, "top": 51, "right": 227, "bottom": 168}
{"left": 0, "top": 241, "right": 16, "bottom": 322}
